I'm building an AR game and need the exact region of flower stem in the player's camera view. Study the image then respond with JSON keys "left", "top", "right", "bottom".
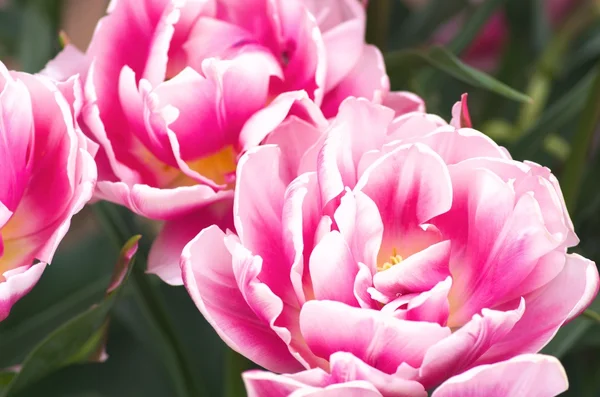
{"left": 92, "top": 202, "right": 203, "bottom": 397}
{"left": 583, "top": 309, "right": 600, "bottom": 324}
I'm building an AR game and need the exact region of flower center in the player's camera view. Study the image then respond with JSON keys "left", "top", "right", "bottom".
{"left": 377, "top": 248, "right": 403, "bottom": 272}
{"left": 188, "top": 145, "right": 237, "bottom": 187}
{"left": 165, "top": 145, "right": 238, "bottom": 189}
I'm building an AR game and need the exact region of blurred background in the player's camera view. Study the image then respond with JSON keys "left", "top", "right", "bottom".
{"left": 0, "top": 0, "right": 599, "bottom": 396}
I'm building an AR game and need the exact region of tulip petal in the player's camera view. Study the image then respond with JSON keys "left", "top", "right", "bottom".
{"left": 481, "top": 253, "right": 599, "bottom": 363}
{"left": 300, "top": 300, "right": 450, "bottom": 374}
{"left": 356, "top": 143, "right": 452, "bottom": 261}
{"left": 318, "top": 98, "right": 394, "bottom": 204}
{"left": 321, "top": 45, "right": 389, "bottom": 118}
{"left": 309, "top": 231, "right": 359, "bottom": 306}
{"left": 148, "top": 198, "right": 234, "bottom": 285}
{"left": 431, "top": 354, "right": 568, "bottom": 397}
{"left": 181, "top": 225, "right": 301, "bottom": 372}
{"left": 419, "top": 299, "right": 525, "bottom": 388}
{"left": 0, "top": 263, "right": 45, "bottom": 322}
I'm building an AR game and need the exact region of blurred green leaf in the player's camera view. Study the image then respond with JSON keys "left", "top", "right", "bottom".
{"left": 542, "top": 295, "right": 600, "bottom": 359}
{"left": 224, "top": 349, "right": 255, "bottom": 397}
{"left": 0, "top": 236, "right": 140, "bottom": 397}
{"left": 390, "top": 0, "right": 468, "bottom": 49}
{"left": 561, "top": 63, "right": 600, "bottom": 212}
{"left": 386, "top": 46, "right": 530, "bottom": 102}
{"left": 447, "top": 0, "right": 508, "bottom": 55}
{"left": 16, "top": 0, "right": 61, "bottom": 72}
{"left": 509, "top": 68, "right": 596, "bottom": 160}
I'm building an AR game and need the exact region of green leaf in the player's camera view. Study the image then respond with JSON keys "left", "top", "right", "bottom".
{"left": 509, "top": 68, "right": 596, "bottom": 160}
{"left": 560, "top": 63, "right": 600, "bottom": 212}
{"left": 385, "top": 46, "right": 531, "bottom": 103}
{"left": 1, "top": 236, "right": 141, "bottom": 397}
{"left": 224, "top": 349, "right": 256, "bottom": 397}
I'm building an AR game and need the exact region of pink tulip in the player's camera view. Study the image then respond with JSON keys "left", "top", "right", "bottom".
{"left": 182, "top": 94, "right": 598, "bottom": 394}
{"left": 0, "top": 62, "right": 97, "bottom": 321}
{"left": 43, "top": 0, "right": 390, "bottom": 284}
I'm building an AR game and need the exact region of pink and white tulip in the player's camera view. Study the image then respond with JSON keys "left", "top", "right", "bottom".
{"left": 43, "top": 0, "right": 389, "bottom": 283}
{"left": 0, "top": 62, "right": 97, "bottom": 321}
{"left": 182, "top": 94, "right": 598, "bottom": 394}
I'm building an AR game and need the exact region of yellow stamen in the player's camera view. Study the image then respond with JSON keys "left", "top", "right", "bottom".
{"left": 377, "top": 248, "right": 403, "bottom": 272}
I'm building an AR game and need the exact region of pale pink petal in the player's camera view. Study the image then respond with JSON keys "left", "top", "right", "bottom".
{"left": 148, "top": 197, "right": 234, "bottom": 285}
{"left": 480, "top": 253, "right": 599, "bottom": 363}
{"left": 309, "top": 231, "right": 359, "bottom": 306}
{"left": 381, "top": 91, "right": 426, "bottom": 116}
{"left": 243, "top": 369, "right": 383, "bottom": 397}
{"left": 300, "top": 300, "right": 450, "bottom": 373}
{"left": 374, "top": 240, "right": 451, "bottom": 296}
{"left": 386, "top": 277, "right": 452, "bottom": 326}
{"left": 334, "top": 190, "right": 383, "bottom": 273}
{"left": 181, "top": 225, "right": 301, "bottom": 372}
{"left": 320, "top": 45, "right": 389, "bottom": 118}
{"left": 239, "top": 90, "right": 327, "bottom": 153}
{"left": 281, "top": 172, "right": 324, "bottom": 305}
{"left": 40, "top": 44, "right": 90, "bottom": 82}
{"left": 0, "top": 263, "right": 45, "bottom": 321}
{"left": 419, "top": 299, "right": 525, "bottom": 389}
{"left": 234, "top": 146, "right": 292, "bottom": 298}
{"left": 328, "top": 352, "right": 427, "bottom": 397}
{"left": 264, "top": 116, "right": 323, "bottom": 178}
{"left": 318, "top": 97, "right": 394, "bottom": 204}
{"left": 243, "top": 369, "right": 330, "bottom": 397}
{"left": 432, "top": 354, "right": 568, "bottom": 397}
{"left": 95, "top": 181, "right": 232, "bottom": 220}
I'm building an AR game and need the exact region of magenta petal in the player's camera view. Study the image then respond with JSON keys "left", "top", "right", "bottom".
{"left": 419, "top": 299, "right": 525, "bottom": 389}
{"left": 181, "top": 225, "right": 301, "bottom": 372}
{"left": 0, "top": 77, "right": 33, "bottom": 211}
{"left": 431, "top": 354, "right": 568, "bottom": 397}
{"left": 300, "top": 300, "right": 450, "bottom": 373}
{"left": 0, "top": 263, "right": 45, "bottom": 321}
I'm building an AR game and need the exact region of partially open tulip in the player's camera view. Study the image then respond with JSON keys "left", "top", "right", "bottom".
{"left": 43, "top": 0, "right": 392, "bottom": 284}
{"left": 0, "top": 62, "right": 97, "bottom": 321}
{"left": 182, "top": 95, "right": 598, "bottom": 394}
